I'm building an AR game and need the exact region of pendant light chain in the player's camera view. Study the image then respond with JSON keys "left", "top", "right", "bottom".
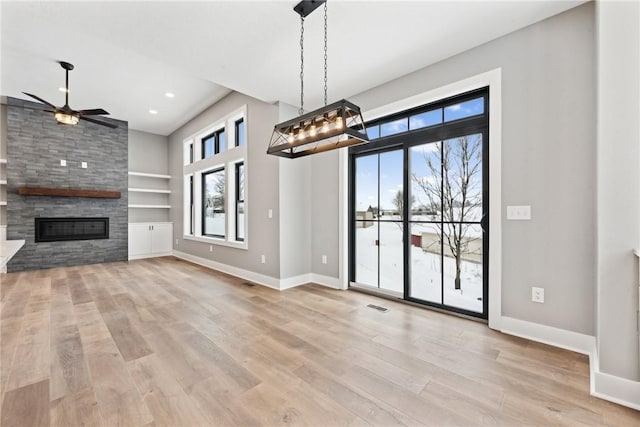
{"left": 323, "top": 2, "right": 328, "bottom": 107}
{"left": 299, "top": 15, "right": 305, "bottom": 115}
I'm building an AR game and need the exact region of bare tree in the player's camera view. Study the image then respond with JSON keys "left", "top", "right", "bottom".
{"left": 391, "top": 189, "right": 415, "bottom": 220}
{"left": 412, "top": 135, "right": 482, "bottom": 290}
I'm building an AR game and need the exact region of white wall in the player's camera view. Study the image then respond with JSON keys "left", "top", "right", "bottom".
{"left": 596, "top": 0, "right": 640, "bottom": 382}
{"left": 277, "top": 102, "right": 312, "bottom": 280}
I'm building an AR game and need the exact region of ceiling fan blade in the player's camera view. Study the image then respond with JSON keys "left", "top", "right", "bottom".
{"left": 78, "top": 108, "right": 110, "bottom": 116}
{"left": 80, "top": 116, "right": 118, "bottom": 129}
{"left": 22, "top": 92, "right": 58, "bottom": 109}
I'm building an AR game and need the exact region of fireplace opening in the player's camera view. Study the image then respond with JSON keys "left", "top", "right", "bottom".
{"left": 35, "top": 217, "right": 109, "bottom": 242}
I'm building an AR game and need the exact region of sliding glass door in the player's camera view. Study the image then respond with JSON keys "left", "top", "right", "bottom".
{"left": 350, "top": 88, "right": 489, "bottom": 318}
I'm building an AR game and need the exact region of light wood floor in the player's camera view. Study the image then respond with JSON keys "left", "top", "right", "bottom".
{"left": 0, "top": 257, "right": 638, "bottom": 426}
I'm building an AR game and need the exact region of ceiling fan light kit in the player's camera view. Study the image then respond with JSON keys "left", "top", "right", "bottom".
{"left": 22, "top": 60, "right": 117, "bottom": 129}
{"left": 267, "top": 0, "right": 369, "bottom": 159}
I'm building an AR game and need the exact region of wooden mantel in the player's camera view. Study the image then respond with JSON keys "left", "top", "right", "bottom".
{"left": 17, "top": 187, "right": 121, "bottom": 199}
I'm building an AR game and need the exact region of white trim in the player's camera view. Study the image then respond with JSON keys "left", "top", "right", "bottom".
{"left": 172, "top": 250, "right": 281, "bottom": 290}
{"left": 183, "top": 234, "right": 248, "bottom": 250}
{"left": 338, "top": 148, "right": 349, "bottom": 290}
{"left": 500, "top": 315, "right": 640, "bottom": 410}
{"left": 128, "top": 188, "right": 171, "bottom": 194}
{"left": 172, "top": 251, "right": 343, "bottom": 292}
{"left": 280, "top": 274, "right": 312, "bottom": 290}
{"left": 593, "top": 369, "right": 640, "bottom": 411}
{"left": 341, "top": 68, "right": 503, "bottom": 328}
{"left": 128, "top": 205, "right": 171, "bottom": 209}
{"left": 0, "top": 159, "right": 7, "bottom": 164}
{"left": 311, "top": 273, "right": 342, "bottom": 290}
{"left": 501, "top": 316, "right": 594, "bottom": 355}
{"left": 128, "top": 252, "right": 173, "bottom": 261}
{"left": 128, "top": 171, "right": 171, "bottom": 179}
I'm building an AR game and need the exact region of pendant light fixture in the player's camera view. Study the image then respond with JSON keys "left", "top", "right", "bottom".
{"left": 267, "top": 0, "right": 369, "bottom": 159}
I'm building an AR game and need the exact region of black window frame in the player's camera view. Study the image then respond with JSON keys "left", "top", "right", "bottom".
{"left": 235, "top": 162, "right": 245, "bottom": 241}
{"left": 201, "top": 128, "right": 226, "bottom": 159}
{"left": 202, "top": 167, "right": 226, "bottom": 238}
{"left": 234, "top": 118, "right": 245, "bottom": 147}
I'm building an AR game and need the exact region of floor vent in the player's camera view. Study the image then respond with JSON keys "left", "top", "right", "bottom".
{"left": 367, "top": 304, "right": 389, "bottom": 313}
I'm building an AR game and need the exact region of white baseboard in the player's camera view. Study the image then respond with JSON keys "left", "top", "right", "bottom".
{"left": 310, "top": 273, "right": 343, "bottom": 289}
{"left": 280, "top": 273, "right": 312, "bottom": 290}
{"left": 172, "top": 250, "right": 281, "bottom": 290}
{"left": 500, "top": 316, "right": 594, "bottom": 355}
{"left": 128, "top": 252, "right": 173, "bottom": 261}
{"left": 500, "top": 316, "right": 640, "bottom": 410}
{"left": 172, "top": 250, "right": 345, "bottom": 292}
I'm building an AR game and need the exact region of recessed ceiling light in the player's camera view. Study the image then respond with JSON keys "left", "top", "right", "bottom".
{"left": 58, "top": 87, "right": 69, "bottom": 93}
{"left": 149, "top": 109, "right": 158, "bottom": 115}
{"left": 165, "top": 92, "right": 175, "bottom": 98}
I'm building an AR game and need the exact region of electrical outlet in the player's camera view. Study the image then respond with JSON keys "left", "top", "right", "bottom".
{"left": 268, "top": 209, "right": 273, "bottom": 219}
{"left": 209, "top": 245, "right": 213, "bottom": 252}
{"left": 322, "top": 255, "right": 327, "bottom": 264}
{"left": 60, "top": 159, "right": 67, "bottom": 167}
{"left": 175, "top": 239, "right": 178, "bottom": 245}
{"left": 261, "top": 255, "right": 266, "bottom": 264}
{"left": 81, "top": 162, "right": 88, "bottom": 169}
{"left": 531, "top": 287, "right": 544, "bottom": 303}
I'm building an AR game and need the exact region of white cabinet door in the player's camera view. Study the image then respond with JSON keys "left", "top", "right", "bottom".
{"left": 129, "top": 224, "right": 151, "bottom": 256}
{"left": 151, "top": 223, "right": 173, "bottom": 254}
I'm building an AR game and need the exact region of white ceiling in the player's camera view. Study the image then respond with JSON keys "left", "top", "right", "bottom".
{"left": 1, "top": 0, "right": 584, "bottom": 136}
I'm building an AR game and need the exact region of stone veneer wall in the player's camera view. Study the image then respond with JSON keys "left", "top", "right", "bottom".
{"left": 5, "top": 98, "right": 128, "bottom": 271}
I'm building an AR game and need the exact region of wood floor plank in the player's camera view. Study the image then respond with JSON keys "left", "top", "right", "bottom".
{"left": 50, "top": 389, "right": 103, "bottom": 427}
{"left": 127, "top": 354, "right": 211, "bottom": 427}
{"left": 1, "top": 379, "right": 49, "bottom": 427}
{"left": 0, "top": 257, "right": 637, "bottom": 426}
{"left": 74, "top": 300, "right": 153, "bottom": 426}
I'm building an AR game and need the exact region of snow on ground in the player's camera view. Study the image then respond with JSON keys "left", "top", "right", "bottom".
{"left": 355, "top": 220, "right": 482, "bottom": 312}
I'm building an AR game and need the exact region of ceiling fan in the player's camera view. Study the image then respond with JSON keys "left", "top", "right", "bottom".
{"left": 22, "top": 61, "right": 117, "bottom": 129}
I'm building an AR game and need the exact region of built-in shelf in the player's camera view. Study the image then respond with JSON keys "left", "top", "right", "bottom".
{"left": 128, "top": 204, "right": 171, "bottom": 209}
{"left": 128, "top": 188, "right": 171, "bottom": 194}
{"left": 0, "top": 180, "right": 6, "bottom": 185}
{"left": 128, "top": 171, "right": 171, "bottom": 179}
{"left": 18, "top": 187, "right": 121, "bottom": 199}
{"left": 0, "top": 202, "right": 6, "bottom": 206}
{"left": 0, "top": 159, "right": 6, "bottom": 164}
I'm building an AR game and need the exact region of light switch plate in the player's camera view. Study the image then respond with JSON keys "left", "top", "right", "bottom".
{"left": 507, "top": 205, "right": 531, "bottom": 220}
{"left": 81, "top": 162, "right": 88, "bottom": 169}
{"left": 60, "top": 159, "right": 67, "bottom": 167}
{"left": 268, "top": 209, "right": 273, "bottom": 219}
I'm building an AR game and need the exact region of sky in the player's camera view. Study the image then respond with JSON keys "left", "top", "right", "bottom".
{"left": 356, "top": 97, "right": 484, "bottom": 214}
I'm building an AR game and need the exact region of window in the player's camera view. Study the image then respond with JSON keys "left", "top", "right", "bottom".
{"left": 366, "top": 96, "right": 485, "bottom": 141}
{"left": 202, "top": 168, "right": 225, "bottom": 238}
{"left": 202, "top": 129, "right": 225, "bottom": 159}
{"left": 235, "top": 162, "right": 245, "bottom": 241}
{"left": 235, "top": 118, "right": 245, "bottom": 147}
{"left": 183, "top": 105, "right": 247, "bottom": 248}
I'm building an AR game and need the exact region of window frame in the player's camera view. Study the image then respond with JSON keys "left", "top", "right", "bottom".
{"left": 182, "top": 105, "right": 248, "bottom": 249}
{"left": 235, "top": 161, "right": 245, "bottom": 242}
{"left": 234, "top": 118, "right": 245, "bottom": 147}
{"left": 201, "top": 167, "right": 226, "bottom": 239}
